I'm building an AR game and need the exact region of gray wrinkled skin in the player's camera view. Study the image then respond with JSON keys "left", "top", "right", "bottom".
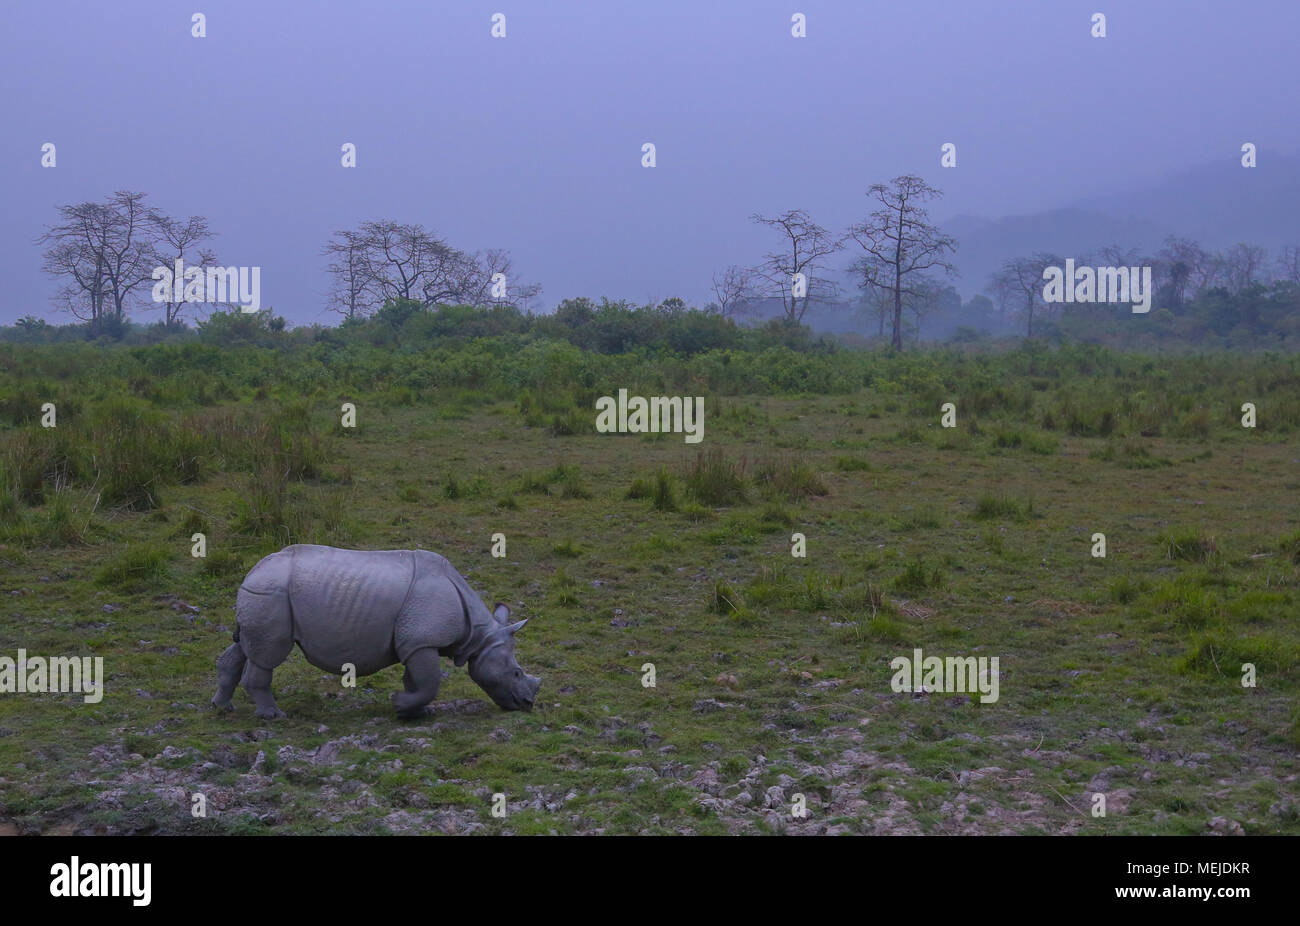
{"left": 211, "top": 544, "right": 541, "bottom": 720}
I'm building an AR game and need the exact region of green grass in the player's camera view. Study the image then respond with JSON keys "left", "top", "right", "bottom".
{"left": 0, "top": 345, "right": 1297, "bottom": 835}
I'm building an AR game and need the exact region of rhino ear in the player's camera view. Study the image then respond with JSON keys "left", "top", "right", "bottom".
{"left": 504, "top": 619, "right": 529, "bottom": 635}
{"left": 493, "top": 603, "right": 510, "bottom": 624}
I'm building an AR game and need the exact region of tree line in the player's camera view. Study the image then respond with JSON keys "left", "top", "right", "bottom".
{"left": 988, "top": 240, "right": 1300, "bottom": 338}
{"left": 26, "top": 183, "right": 1300, "bottom": 349}
{"left": 32, "top": 191, "right": 543, "bottom": 337}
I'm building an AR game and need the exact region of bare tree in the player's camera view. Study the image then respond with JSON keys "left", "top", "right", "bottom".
{"left": 850, "top": 251, "right": 894, "bottom": 338}
{"left": 1277, "top": 245, "right": 1300, "bottom": 285}
{"left": 1157, "top": 236, "right": 1217, "bottom": 302}
{"left": 1096, "top": 243, "right": 1143, "bottom": 268}
{"left": 94, "top": 192, "right": 158, "bottom": 323}
{"left": 984, "top": 271, "right": 1014, "bottom": 325}
{"left": 845, "top": 175, "right": 957, "bottom": 349}
{"left": 39, "top": 207, "right": 109, "bottom": 326}
{"left": 322, "top": 229, "right": 378, "bottom": 319}
{"left": 903, "top": 276, "right": 954, "bottom": 342}
{"left": 367, "top": 221, "right": 457, "bottom": 305}
{"left": 322, "top": 222, "right": 454, "bottom": 315}
{"left": 451, "top": 248, "right": 542, "bottom": 309}
{"left": 1155, "top": 237, "right": 1194, "bottom": 311}
{"left": 324, "top": 222, "right": 539, "bottom": 317}
{"left": 38, "top": 191, "right": 160, "bottom": 331}
{"left": 990, "top": 252, "right": 1060, "bottom": 338}
{"left": 749, "top": 209, "right": 843, "bottom": 324}
{"left": 710, "top": 265, "right": 757, "bottom": 318}
{"left": 1221, "top": 243, "right": 1269, "bottom": 293}
{"left": 151, "top": 214, "right": 218, "bottom": 325}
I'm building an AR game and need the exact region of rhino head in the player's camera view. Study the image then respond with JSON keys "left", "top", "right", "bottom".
{"left": 467, "top": 603, "right": 541, "bottom": 711}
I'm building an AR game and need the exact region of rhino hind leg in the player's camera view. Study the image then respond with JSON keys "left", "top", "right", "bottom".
{"left": 241, "top": 662, "right": 286, "bottom": 720}
{"left": 232, "top": 582, "right": 294, "bottom": 719}
{"left": 392, "top": 648, "right": 441, "bottom": 719}
{"left": 211, "top": 643, "right": 246, "bottom": 711}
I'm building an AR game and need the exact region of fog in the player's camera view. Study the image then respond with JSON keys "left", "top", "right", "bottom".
{"left": 2, "top": 0, "right": 1297, "bottom": 324}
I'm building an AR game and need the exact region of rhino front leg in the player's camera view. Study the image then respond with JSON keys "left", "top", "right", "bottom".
{"left": 211, "top": 643, "right": 246, "bottom": 711}
{"left": 241, "top": 662, "right": 286, "bottom": 719}
{"left": 392, "top": 648, "right": 441, "bottom": 719}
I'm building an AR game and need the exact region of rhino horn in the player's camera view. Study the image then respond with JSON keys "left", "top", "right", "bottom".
{"left": 504, "top": 618, "right": 529, "bottom": 635}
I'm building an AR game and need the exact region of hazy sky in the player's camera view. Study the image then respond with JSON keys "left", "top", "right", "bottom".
{"left": 3, "top": 0, "right": 1298, "bottom": 324}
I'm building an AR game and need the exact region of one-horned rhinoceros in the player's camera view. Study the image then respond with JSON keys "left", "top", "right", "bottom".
{"left": 212, "top": 544, "right": 541, "bottom": 719}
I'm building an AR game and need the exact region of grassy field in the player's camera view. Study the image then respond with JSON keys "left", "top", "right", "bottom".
{"left": 1, "top": 344, "right": 1298, "bottom": 835}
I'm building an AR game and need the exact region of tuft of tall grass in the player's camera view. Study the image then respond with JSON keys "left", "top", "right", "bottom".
{"left": 1278, "top": 530, "right": 1300, "bottom": 565}
{"left": 518, "top": 464, "right": 589, "bottom": 498}
{"left": 233, "top": 464, "right": 293, "bottom": 541}
{"left": 892, "top": 558, "right": 943, "bottom": 595}
{"left": 755, "top": 457, "right": 828, "bottom": 500}
{"left": 707, "top": 580, "right": 744, "bottom": 615}
{"left": 0, "top": 399, "right": 328, "bottom": 513}
{"left": 683, "top": 449, "right": 747, "bottom": 506}
{"left": 551, "top": 568, "right": 579, "bottom": 606}
{"left": 1158, "top": 527, "right": 1221, "bottom": 565}
{"left": 652, "top": 468, "right": 677, "bottom": 511}
{"left": 0, "top": 488, "right": 96, "bottom": 547}
{"left": 972, "top": 492, "right": 1034, "bottom": 522}
{"left": 1109, "top": 574, "right": 1148, "bottom": 604}
{"left": 94, "top": 543, "right": 171, "bottom": 593}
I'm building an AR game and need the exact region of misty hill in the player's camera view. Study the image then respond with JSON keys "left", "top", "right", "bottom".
{"left": 940, "top": 151, "right": 1300, "bottom": 300}
{"left": 940, "top": 209, "right": 1170, "bottom": 300}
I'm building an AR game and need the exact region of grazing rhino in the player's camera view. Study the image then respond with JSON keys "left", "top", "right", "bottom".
{"left": 212, "top": 544, "right": 541, "bottom": 719}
